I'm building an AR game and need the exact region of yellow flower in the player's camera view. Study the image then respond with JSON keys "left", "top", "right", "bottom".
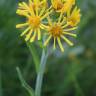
{"left": 51, "top": 0, "right": 64, "bottom": 11}
{"left": 61, "top": 0, "right": 75, "bottom": 13}
{"left": 16, "top": 0, "right": 81, "bottom": 52}
{"left": 43, "top": 15, "right": 77, "bottom": 52}
{"left": 51, "top": 0, "right": 75, "bottom": 13}
{"left": 67, "top": 6, "right": 81, "bottom": 27}
{"left": 17, "top": 0, "right": 47, "bottom": 12}
{"left": 16, "top": 0, "right": 52, "bottom": 42}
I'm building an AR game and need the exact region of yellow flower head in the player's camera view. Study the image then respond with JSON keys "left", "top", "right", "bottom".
{"left": 16, "top": 0, "right": 52, "bottom": 42}
{"left": 17, "top": 0, "right": 47, "bottom": 13}
{"left": 16, "top": 0, "right": 81, "bottom": 52}
{"left": 67, "top": 6, "right": 81, "bottom": 27}
{"left": 43, "top": 15, "right": 77, "bottom": 52}
{"left": 51, "top": 0, "right": 75, "bottom": 13}
{"left": 51, "top": 0, "right": 64, "bottom": 11}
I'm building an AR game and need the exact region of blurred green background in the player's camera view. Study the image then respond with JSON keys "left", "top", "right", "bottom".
{"left": 0, "top": 0, "right": 96, "bottom": 96}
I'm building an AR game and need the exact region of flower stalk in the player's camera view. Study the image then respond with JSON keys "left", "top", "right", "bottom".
{"left": 35, "top": 48, "right": 48, "bottom": 96}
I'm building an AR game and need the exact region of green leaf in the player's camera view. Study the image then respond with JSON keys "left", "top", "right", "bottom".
{"left": 16, "top": 67, "right": 35, "bottom": 96}
{"left": 26, "top": 42, "right": 40, "bottom": 73}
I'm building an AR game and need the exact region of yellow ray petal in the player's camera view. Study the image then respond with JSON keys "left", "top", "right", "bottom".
{"left": 47, "top": 16, "right": 52, "bottom": 26}
{"left": 36, "top": 6, "right": 38, "bottom": 16}
{"left": 18, "top": 2, "right": 26, "bottom": 8}
{"left": 44, "top": 35, "right": 52, "bottom": 46}
{"left": 20, "top": 27, "right": 31, "bottom": 36}
{"left": 64, "top": 27, "right": 77, "bottom": 31}
{"left": 53, "top": 37, "right": 56, "bottom": 50}
{"left": 30, "top": 30, "right": 37, "bottom": 42}
{"left": 18, "top": 3, "right": 23, "bottom": 7}
{"left": 60, "top": 17, "right": 66, "bottom": 25}
{"left": 61, "top": 35, "right": 74, "bottom": 46}
{"left": 37, "top": 28, "right": 41, "bottom": 40}
{"left": 63, "top": 32, "right": 77, "bottom": 37}
{"left": 22, "top": 2, "right": 29, "bottom": 9}
{"left": 39, "top": 8, "right": 46, "bottom": 17}
{"left": 25, "top": 29, "right": 33, "bottom": 41}
{"left": 33, "top": 0, "right": 38, "bottom": 3}
{"left": 16, "top": 23, "right": 28, "bottom": 28}
{"left": 46, "top": 6, "right": 52, "bottom": 12}
{"left": 58, "top": 13, "right": 63, "bottom": 23}
{"left": 40, "top": 24, "right": 49, "bottom": 29}
{"left": 29, "top": 0, "right": 32, "bottom": 4}
{"left": 22, "top": 1, "right": 35, "bottom": 16}
{"left": 57, "top": 37, "right": 64, "bottom": 52}
{"left": 71, "top": 6, "right": 77, "bottom": 16}
{"left": 41, "top": 10, "right": 53, "bottom": 20}
{"left": 16, "top": 10, "right": 30, "bottom": 17}
{"left": 62, "top": 23, "right": 69, "bottom": 28}
{"left": 18, "top": 3, "right": 26, "bottom": 10}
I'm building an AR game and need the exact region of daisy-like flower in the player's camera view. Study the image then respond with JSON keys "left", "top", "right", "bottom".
{"left": 43, "top": 15, "right": 78, "bottom": 52}
{"left": 67, "top": 6, "right": 81, "bottom": 27}
{"left": 17, "top": 0, "right": 47, "bottom": 13}
{"left": 51, "top": 0, "right": 64, "bottom": 11}
{"left": 51, "top": 0, "right": 75, "bottom": 13}
{"left": 16, "top": 0, "right": 52, "bottom": 42}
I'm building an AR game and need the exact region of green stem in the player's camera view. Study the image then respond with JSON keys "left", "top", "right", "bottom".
{"left": 35, "top": 48, "right": 48, "bottom": 96}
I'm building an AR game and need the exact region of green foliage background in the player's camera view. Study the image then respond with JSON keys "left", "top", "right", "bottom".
{"left": 0, "top": 0, "right": 96, "bottom": 96}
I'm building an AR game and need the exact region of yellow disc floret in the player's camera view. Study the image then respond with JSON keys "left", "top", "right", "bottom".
{"left": 49, "top": 24, "right": 63, "bottom": 37}
{"left": 28, "top": 16, "right": 41, "bottom": 29}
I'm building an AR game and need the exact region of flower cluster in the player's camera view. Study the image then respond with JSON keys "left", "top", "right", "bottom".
{"left": 16, "top": 0, "right": 81, "bottom": 52}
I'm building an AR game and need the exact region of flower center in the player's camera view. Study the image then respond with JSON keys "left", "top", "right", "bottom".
{"left": 28, "top": 16, "right": 40, "bottom": 29}
{"left": 49, "top": 24, "right": 63, "bottom": 37}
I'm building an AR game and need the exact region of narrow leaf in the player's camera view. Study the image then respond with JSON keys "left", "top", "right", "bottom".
{"left": 16, "top": 67, "right": 35, "bottom": 96}
{"left": 26, "top": 42, "right": 40, "bottom": 73}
